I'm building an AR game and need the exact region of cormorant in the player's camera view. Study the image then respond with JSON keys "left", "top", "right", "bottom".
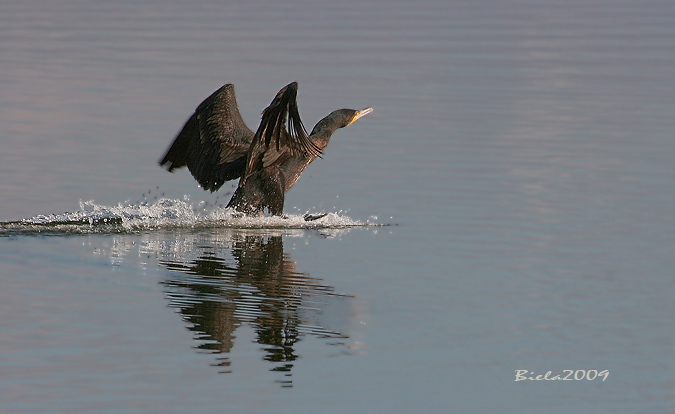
{"left": 159, "top": 82, "right": 372, "bottom": 216}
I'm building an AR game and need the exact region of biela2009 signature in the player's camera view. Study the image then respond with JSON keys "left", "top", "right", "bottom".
{"left": 515, "top": 369, "right": 609, "bottom": 381}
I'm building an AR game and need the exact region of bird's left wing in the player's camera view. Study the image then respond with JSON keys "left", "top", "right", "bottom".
{"left": 159, "top": 84, "right": 254, "bottom": 192}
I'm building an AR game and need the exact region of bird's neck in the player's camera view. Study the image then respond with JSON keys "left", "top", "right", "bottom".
{"left": 309, "top": 116, "right": 341, "bottom": 150}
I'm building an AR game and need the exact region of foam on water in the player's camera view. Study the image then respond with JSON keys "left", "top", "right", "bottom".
{"left": 1, "top": 198, "right": 378, "bottom": 235}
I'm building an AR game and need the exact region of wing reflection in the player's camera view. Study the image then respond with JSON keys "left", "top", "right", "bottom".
{"left": 153, "top": 229, "right": 353, "bottom": 386}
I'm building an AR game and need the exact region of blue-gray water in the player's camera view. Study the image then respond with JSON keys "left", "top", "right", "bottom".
{"left": 2, "top": 0, "right": 674, "bottom": 412}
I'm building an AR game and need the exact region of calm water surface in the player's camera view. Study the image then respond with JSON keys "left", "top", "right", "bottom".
{"left": 1, "top": 0, "right": 674, "bottom": 412}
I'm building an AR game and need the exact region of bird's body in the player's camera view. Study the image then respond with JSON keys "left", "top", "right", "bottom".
{"left": 159, "top": 82, "right": 372, "bottom": 216}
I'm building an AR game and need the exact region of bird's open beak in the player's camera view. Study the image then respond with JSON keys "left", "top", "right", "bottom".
{"left": 350, "top": 107, "right": 373, "bottom": 124}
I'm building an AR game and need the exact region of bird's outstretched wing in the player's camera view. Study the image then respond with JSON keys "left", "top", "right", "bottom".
{"left": 242, "top": 82, "right": 322, "bottom": 182}
{"left": 159, "top": 84, "right": 254, "bottom": 192}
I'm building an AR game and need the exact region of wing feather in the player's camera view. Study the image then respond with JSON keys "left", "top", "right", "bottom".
{"left": 159, "top": 84, "right": 254, "bottom": 192}
{"left": 241, "top": 82, "right": 321, "bottom": 184}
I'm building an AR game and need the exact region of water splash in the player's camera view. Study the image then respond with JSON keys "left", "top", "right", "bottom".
{"left": 1, "top": 198, "right": 376, "bottom": 235}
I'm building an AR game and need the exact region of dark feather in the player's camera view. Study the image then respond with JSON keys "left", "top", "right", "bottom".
{"left": 256, "top": 82, "right": 322, "bottom": 159}
{"left": 159, "top": 84, "right": 254, "bottom": 192}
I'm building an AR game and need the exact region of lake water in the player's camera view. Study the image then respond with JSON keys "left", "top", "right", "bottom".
{"left": 1, "top": 0, "right": 674, "bottom": 412}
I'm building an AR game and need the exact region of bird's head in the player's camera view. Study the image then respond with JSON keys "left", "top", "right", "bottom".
{"left": 309, "top": 107, "right": 373, "bottom": 142}
{"left": 331, "top": 107, "right": 374, "bottom": 128}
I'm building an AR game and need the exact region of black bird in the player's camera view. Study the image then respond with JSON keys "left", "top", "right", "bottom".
{"left": 159, "top": 82, "right": 372, "bottom": 216}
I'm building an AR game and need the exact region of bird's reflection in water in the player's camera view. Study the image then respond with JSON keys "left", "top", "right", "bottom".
{"left": 152, "top": 229, "right": 354, "bottom": 386}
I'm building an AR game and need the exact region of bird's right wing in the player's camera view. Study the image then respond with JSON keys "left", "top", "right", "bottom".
{"left": 159, "top": 84, "right": 255, "bottom": 192}
{"left": 242, "top": 82, "right": 322, "bottom": 183}
{"left": 257, "top": 82, "right": 321, "bottom": 158}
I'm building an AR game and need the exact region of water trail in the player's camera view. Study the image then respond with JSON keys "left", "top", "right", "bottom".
{"left": 1, "top": 197, "right": 381, "bottom": 235}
